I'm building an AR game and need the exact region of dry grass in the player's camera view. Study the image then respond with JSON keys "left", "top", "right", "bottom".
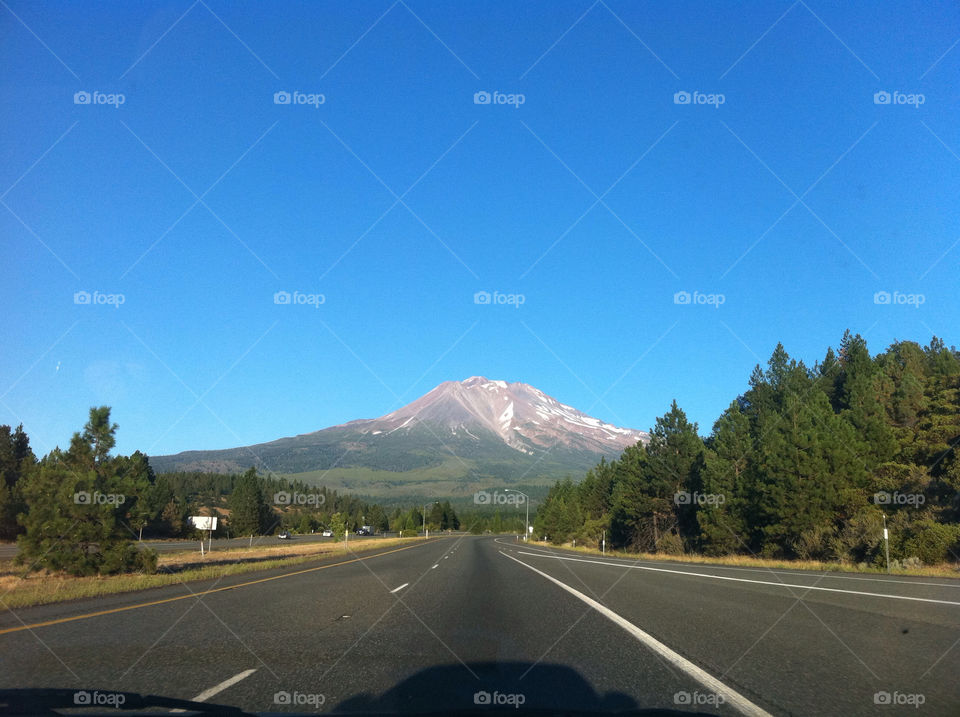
{"left": 0, "top": 536, "right": 433, "bottom": 610}
{"left": 542, "top": 542, "right": 960, "bottom": 579}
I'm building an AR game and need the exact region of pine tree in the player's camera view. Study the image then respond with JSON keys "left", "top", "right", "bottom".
{"left": 832, "top": 332, "right": 898, "bottom": 466}
{"left": 16, "top": 408, "right": 156, "bottom": 575}
{"left": 751, "top": 353, "right": 861, "bottom": 557}
{"left": 82, "top": 406, "right": 118, "bottom": 467}
{"left": 114, "top": 450, "right": 157, "bottom": 540}
{"left": 876, "top": 341, "right": 927, "bottom": 428}
{"left": 428, "top": 502, "right": 444, "bottom": 529}
{"left": 579, "top": 457, "right": 616, "bottom": 520}
{"left": 815, "top": 346, "right": 842, "bottom": 411}
{"left": 609, "top": 443, "right": 658, "bottom": 549}
{"left": 228, "top": 467, "right": 271, "bottom": 536}
{"left": 533, "top": 479, "right": 581, "bottom": 544}
{"left": 0, "top": 424, "right": 34, "bottom": 539}
{"left": 926, "top": 336, "right": 960, "bottom": 379}
{"left": 644, "top": 400, "right": 705, "bottom": 548}
{"left": 698, "top": 402, "right": 752, "bottom": 554}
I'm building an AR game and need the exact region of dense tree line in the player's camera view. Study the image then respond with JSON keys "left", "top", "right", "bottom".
{"left": 1, "top": 409, "right": 459, "bottom": 576}
{"left": 535, "top": 333, "right": 960, "bottom": 567}
{"left": 386, "top": 501, "right": 461, "bottom": 533}
{"left": 461, "top": 510, "right": 528, "bottom": 535}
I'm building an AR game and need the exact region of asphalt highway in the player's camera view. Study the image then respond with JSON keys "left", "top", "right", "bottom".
{"left": 0, "top": 535, "right": 957, "bottom": 715}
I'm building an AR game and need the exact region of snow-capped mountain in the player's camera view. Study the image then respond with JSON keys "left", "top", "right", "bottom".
{"left": 343, "top": 376, "right": 648, "bottom": 455}
{"left": 151, "top": 378, "right": 648, "bottom": 491}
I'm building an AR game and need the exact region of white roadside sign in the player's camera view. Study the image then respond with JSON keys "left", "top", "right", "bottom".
{"left": 189, "top": 516, "right": 218, "bottom": 531}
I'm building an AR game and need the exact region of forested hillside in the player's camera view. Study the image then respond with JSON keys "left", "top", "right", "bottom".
{"left": 535, "top": 333, "right": 960, "bottom": 567}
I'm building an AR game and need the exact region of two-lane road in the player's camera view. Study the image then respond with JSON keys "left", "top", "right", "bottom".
{"left": 1, "top": 536, "right": 957, "bottom": 714}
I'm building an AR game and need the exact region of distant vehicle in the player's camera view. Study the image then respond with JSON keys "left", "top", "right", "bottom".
{"left": 321, "top": 529, "right": 333, "bottom": 537}
{"left": 278, "top": 531, "right": 291, "bottom": 540}
{"left": 355, "top": 527, "right": 372, "bottom": 536}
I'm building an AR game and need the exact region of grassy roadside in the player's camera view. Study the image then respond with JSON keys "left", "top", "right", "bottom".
{"left": 532, "top": 541, "right": 960, "bottom": 579}
{"left": 0, "top": 536, "right": 437, "bottom": 610}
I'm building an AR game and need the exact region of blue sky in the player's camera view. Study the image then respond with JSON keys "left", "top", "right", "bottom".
{"left": 2, "top": 1, "right": 959, "bottom": 457}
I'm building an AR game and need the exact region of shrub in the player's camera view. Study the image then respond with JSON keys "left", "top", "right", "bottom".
{"left": 902, "top": 520, "right": 960, "bottom": 565}
{"left": 657, "top": 532, "right": 685, "bottom": 555}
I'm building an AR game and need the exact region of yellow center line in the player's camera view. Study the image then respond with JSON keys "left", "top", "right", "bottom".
{"left": 0, "top": 539, "right": 441, "bottom": 636}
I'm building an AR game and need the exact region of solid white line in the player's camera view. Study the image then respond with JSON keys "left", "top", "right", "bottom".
{"left": 515, "top": 551, "right": 960, "bottom": 607}
{"left": 500, "top": 540, "right": 960, "bottom": 588}
{"left": 500, "top": 551, "right": 771, "bottom": 717}
{"left": 493, "top": 538, "right": 554, "bottom": 555}
{"left": 390, "top": 582, "right": 409, "bottom": 593}
{"left": 190, "top": 669, "right": 257, "bottom": 704}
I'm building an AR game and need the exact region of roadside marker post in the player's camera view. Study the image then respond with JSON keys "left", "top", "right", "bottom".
{"left": 883, "top": 514, "right": 890, "bottom": 573}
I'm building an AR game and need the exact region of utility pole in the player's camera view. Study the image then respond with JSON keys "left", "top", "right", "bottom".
{"left": 424, "top": 501, "right": 438, "bottom": 538}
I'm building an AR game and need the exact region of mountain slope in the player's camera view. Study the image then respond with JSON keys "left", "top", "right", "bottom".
{"left": 370, "top": 376, "right": 645, "bottom": 455}
{"left": 150, "top": 377, "right": 648, "bottom": 492}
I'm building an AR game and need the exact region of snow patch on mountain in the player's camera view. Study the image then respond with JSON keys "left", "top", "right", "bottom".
{"left": 364, "top": 376, "right": 648, "bottom": 455}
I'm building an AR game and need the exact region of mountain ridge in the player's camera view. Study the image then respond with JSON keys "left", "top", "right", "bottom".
{"left": 150, "top": 377, "right": 648, "bottom": 494}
